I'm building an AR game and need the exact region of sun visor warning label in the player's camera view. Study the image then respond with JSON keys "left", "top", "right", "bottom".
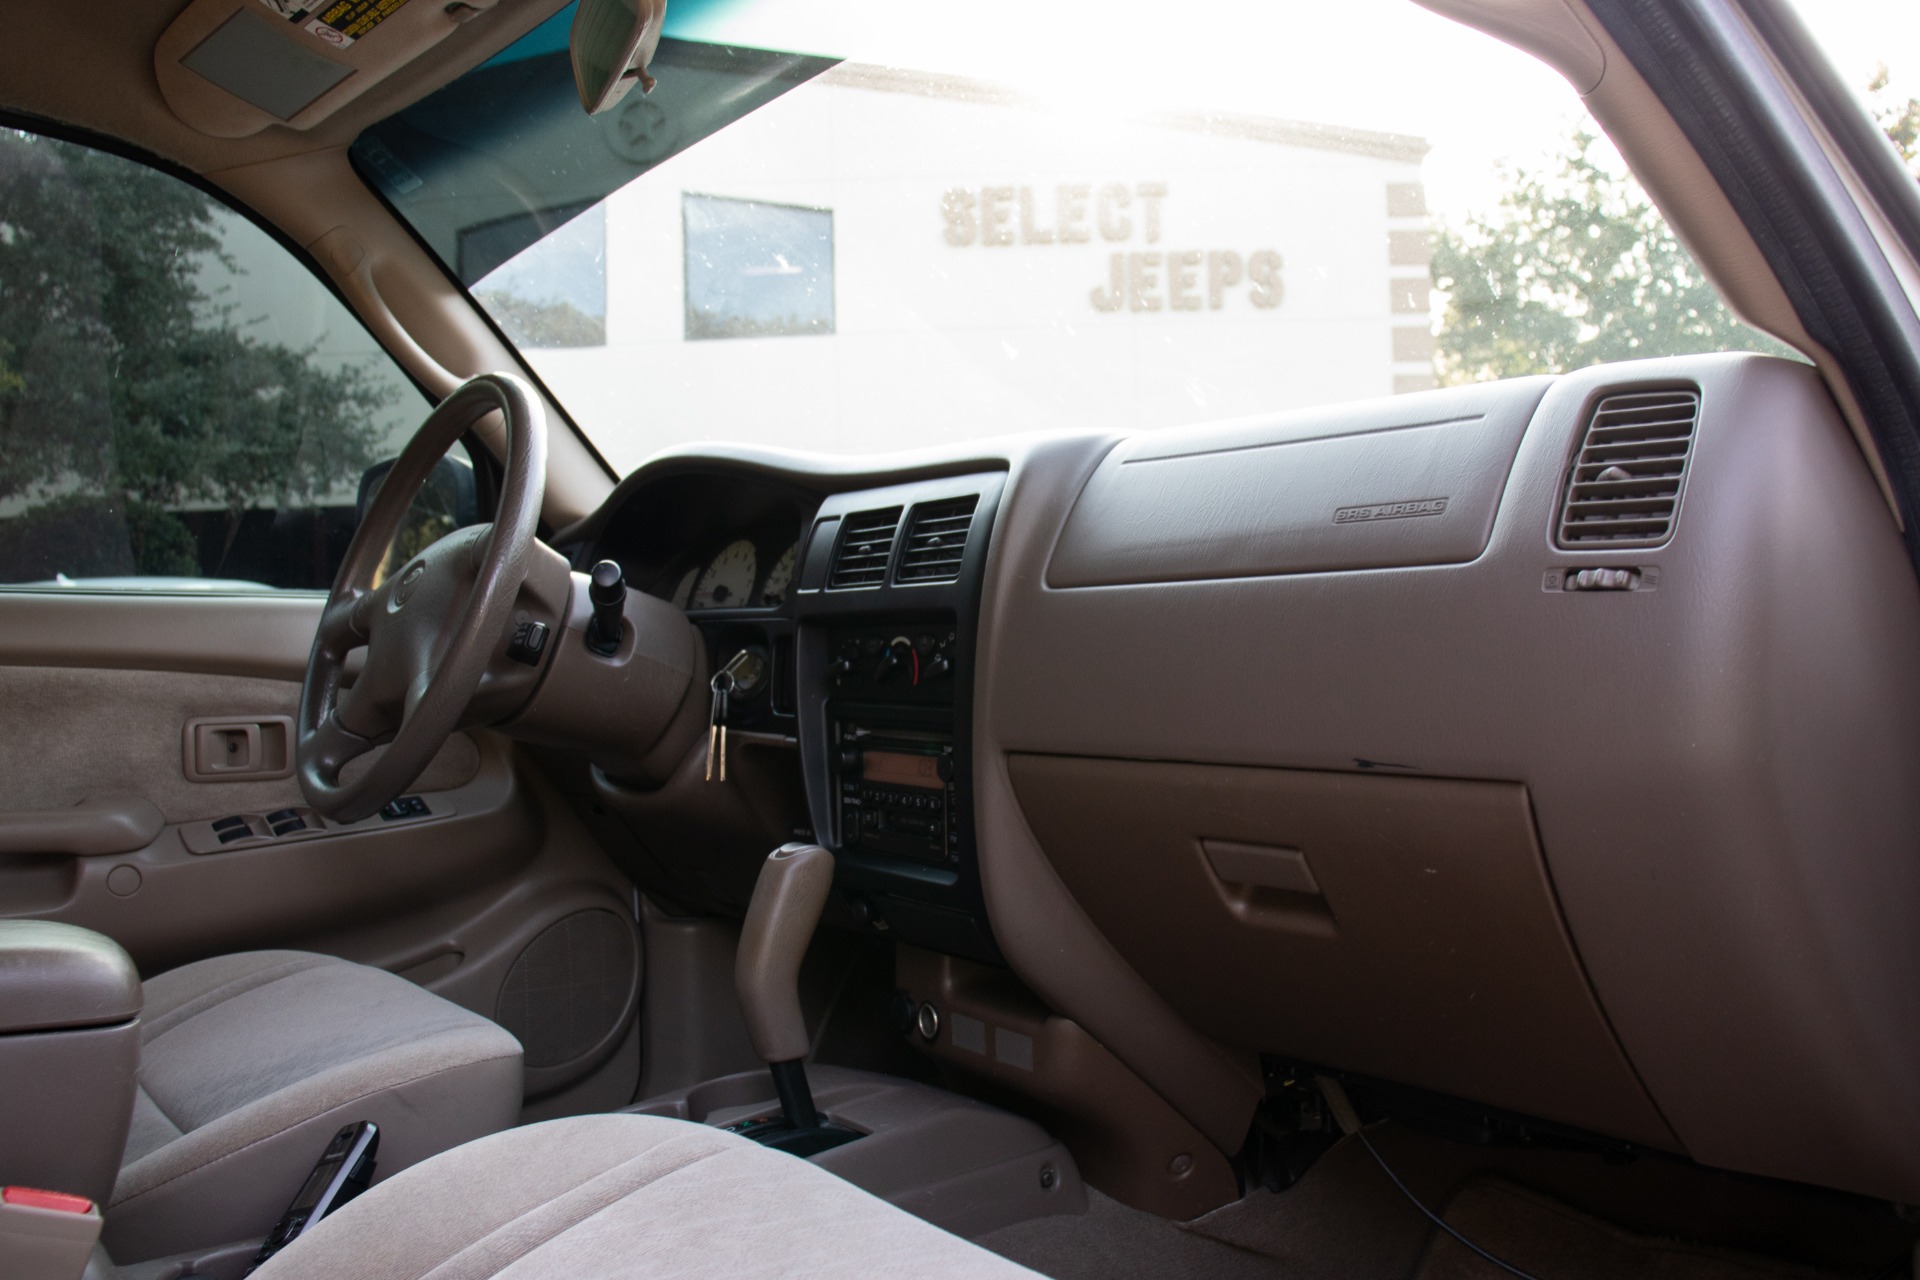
{"left": 255, "top": 0, "right": 414, "bottom": 48}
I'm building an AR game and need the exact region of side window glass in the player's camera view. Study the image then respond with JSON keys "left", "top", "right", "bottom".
{"left": 0, "top": 128, "right": 441, "bottom": 592}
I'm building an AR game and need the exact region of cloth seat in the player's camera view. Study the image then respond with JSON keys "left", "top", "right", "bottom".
{"left": 104, "top": 950, "right": 523, "bottom": 1263}
{"left": 254, "top": 1112, "right": 1041, "bottom": 1279}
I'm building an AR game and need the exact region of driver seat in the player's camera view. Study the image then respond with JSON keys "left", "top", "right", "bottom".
{"left": 103, "top": 949, "right": 523, "bottom": 1263}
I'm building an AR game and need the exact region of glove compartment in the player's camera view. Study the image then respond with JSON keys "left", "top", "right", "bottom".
{"left": 1006, "top": 753, "right": 1676, "bottom": 1150}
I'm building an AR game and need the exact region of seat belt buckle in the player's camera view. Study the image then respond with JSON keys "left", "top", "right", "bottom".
{"left": 1, "top": 1185, "right": 102, "bottom": 1280}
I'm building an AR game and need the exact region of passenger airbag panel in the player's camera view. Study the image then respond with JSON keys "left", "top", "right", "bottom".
{"left": 1046, "top": 380, "right": 1548, "bottom": 588}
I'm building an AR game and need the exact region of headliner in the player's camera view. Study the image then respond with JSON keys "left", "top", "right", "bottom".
{"left": 0, "top": 0, "right": 570, "bottom": 178}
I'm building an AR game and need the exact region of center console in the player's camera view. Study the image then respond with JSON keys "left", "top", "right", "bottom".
{"left": 0, "top": 921, "right": 142, "bottom": 1207}
{"left": 790, "top": 473, "right": 1006, "bottom": 964}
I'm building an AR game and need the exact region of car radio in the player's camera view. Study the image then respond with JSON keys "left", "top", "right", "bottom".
{"left": 835, "top": 725, "right": 958, "bottom": 867}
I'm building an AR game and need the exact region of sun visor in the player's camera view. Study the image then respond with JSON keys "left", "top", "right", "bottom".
{"left": 156, "top": 0, "right": 504, "bottom": 138}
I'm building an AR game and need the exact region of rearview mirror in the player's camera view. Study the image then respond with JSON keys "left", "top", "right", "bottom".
{"left": 570, "top": 0, "right": 668, "bottom": 116}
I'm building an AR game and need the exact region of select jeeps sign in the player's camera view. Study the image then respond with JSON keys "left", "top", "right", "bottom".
{"left": 939, "top": 181, "right": 1284, "bottom": 314}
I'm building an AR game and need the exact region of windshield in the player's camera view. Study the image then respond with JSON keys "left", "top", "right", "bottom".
{"left": 353, "top": 0, "right": 1807, "bottom": 474}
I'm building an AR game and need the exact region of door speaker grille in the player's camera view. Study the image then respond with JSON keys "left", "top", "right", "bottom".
{"left": 495, "top": 909, "right": 636, "bottom": 1069}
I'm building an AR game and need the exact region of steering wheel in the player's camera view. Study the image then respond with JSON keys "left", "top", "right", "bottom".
{"left": 298, "top": 373, "right": 547, "bottom": 823}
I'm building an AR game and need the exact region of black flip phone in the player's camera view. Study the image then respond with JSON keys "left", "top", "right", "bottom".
{"left": 247, "top": 1121, "right": 379, "bottom": 1272}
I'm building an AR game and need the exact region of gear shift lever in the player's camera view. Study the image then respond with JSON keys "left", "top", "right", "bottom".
{"left": 735, "top": 843, "right": 844, "bottom": 1144}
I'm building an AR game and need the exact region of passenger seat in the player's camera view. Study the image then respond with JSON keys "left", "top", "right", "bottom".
{"left": 251, "top": 1113, "right": 1039, "bottom": 1279}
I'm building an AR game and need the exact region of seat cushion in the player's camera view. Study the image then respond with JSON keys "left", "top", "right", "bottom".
{"left": 255, "top": 1113, "right": 1041, "bottom": 1279}
{"left": 104, "top": 950, "right": 523, "bottom": 1263}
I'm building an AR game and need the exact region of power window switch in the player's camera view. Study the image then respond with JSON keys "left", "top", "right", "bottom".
{"left": 379, "top": 796, "right": 430, "bottom": 821}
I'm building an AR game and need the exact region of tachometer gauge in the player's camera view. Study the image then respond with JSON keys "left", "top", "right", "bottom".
{"left": 758, "top": 542, "right": 798, "bottom": 607}
{"left": 691, "top": 539, "right": 757, "bottom": 609}
{"left": 670, "top": 566, "right": 698, "bottom": 609}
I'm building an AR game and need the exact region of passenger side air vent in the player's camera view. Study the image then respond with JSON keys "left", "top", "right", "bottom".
{"left": 828, "top": 507, "right": 902, "bottom": 589}
{"left": 1556, "top": 389, "right": 1700, "bottom": 546}
{"left": 895, "top": 496, "right": 979, "bottom": 584}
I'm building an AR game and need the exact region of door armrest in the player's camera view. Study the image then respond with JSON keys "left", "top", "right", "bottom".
{"left": 0, "top": 796, "right": 164, "bottom": 856}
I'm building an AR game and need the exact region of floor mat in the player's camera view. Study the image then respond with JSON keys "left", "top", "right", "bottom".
{"left": 978, "top": 1189, "right": 1295, "bottom": 1280}
{"left": 976, "top": 1129, "right": 1900, "bottom": 1280}
{"left": 1414, "top": 1179, "right": 1857, "bottom": 1280}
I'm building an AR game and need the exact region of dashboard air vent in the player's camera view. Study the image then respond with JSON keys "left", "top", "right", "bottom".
{"left": 895, "top": 496, "right": 979, "bottom": 583}
{"left": 828, "top": 507, "right": 901, "bottom": 589}
{"left": 1556, "top": 389, "right": 1700, "bottom": 546}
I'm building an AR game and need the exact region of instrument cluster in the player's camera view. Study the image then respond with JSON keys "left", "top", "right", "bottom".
{"left": 665, "top": 532, "right": 801, "bottom": 612}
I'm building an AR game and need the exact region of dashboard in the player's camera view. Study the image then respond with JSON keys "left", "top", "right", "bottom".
{"left": 568, "top": 459, "right": 1005, "bottom": 962}
{"left": 545, "top": 354, "right": 1920, "bottom": 1212}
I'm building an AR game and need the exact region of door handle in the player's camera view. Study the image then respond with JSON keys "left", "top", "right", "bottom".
{"left": 0, "top": 795, "right": 163, "bottom": 856}
{"left": 182, "top": 716, "right": 294, "bottom": 782}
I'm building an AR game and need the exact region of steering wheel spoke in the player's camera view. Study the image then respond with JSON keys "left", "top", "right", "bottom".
{"left": 317, "top": 592, "right": 370, "bottom": 657}
{"left": 304, "top": 708, "right": 375, "bottom": 784}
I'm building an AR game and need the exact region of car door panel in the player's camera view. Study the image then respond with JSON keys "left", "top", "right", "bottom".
{"left": 0, "top": 662, "right": 479, "bottom": 824}
{"left": 0, "top": 591, "right": 328, "bottom": 680}
{"left": 4, "top": 732, "right": 527, "bottom": 962}
{"left": 0, "top": 591, "right": 647, "bottom": 1111}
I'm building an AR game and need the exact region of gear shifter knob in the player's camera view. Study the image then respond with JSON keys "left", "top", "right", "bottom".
{"left": 736, "top": 843, "right": 834, "bottom": 1066}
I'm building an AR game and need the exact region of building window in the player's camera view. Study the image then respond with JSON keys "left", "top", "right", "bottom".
{"left": 683, "top": 193, "right": 835, "bottom": 340}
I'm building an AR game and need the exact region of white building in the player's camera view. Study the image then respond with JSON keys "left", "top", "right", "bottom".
{"left": 490, "top": 64, "right": 1437, "bottom": 474}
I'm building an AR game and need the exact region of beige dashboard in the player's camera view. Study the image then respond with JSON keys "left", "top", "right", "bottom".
{"left": 573, "top": 351, "right": 1920, "bottom": 1209}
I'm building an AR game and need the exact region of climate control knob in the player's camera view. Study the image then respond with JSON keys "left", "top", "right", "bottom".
{"left": 874, "top": 637, "right": 915, "bottom": 683}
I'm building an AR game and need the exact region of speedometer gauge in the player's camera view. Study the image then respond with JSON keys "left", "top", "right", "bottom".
{"left": 691, "top": 539, "right": 757, "bottom": 609}
{"left": 670, "top": 566, "right": 698, "bottom": 609}
{"left": 758, "top": 542, "right": 797, "bottom": 607}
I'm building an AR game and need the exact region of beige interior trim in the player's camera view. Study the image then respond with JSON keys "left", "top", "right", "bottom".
{"left": 0, "top": 796, "right": 164, "bottom": 857}
{"left": 154, "top": 0, "right": 502, "bottom": 138}
{"left": 1415, "top": 0, "right": 1609, "bottom": 93}
{"left": 313, "top": 226, "right": 461, "bottom": 399}
{"left": 0, "top": 591, "right": 328, "bottom": 681}
{"left": 972, "top": 433, "right": 1267, "bottom": 1157}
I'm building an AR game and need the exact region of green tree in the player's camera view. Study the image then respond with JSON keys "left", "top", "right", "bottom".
{"left": 1435, "top": 73, "right": 1920, "bottom": 386}
{"left": 1431, "top": 129, "right": 1794, "bottom": 385}
{"left": 0, "top": 131, "right": 388, "bottom": 578}
{"left": 1868, "top": 65, "right": 1920, "bottom": 177}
